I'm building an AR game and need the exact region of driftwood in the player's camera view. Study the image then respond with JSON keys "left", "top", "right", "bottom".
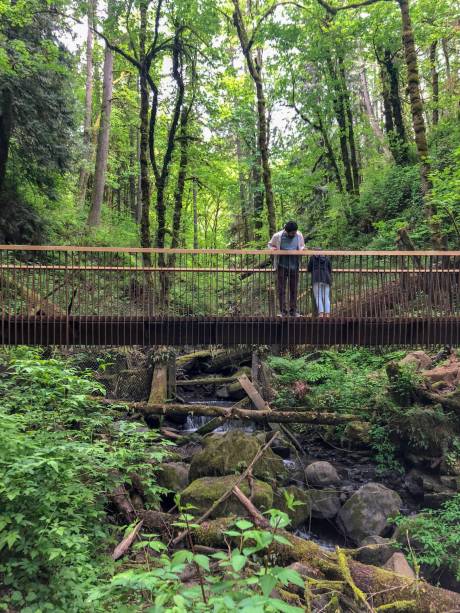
{"left": 112, "top": 520, "right": 144, "bottom": 560}
{"left": 238, "top": 373, "right": 269, "bottom": 410}
{"left": 99, "top": 398, "right": 359, "bottom": 424}
{"left": 109, "top": 485, "right": 137, "bottom": 523}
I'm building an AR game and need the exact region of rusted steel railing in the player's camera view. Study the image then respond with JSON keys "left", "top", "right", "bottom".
{"left": 1, "top": 245, "right": 459, "bottom": 347}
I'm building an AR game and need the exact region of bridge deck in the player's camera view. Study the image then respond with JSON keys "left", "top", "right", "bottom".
{"left": 1, "top": 245, "right": 459, "bottom": 347}
{"left": 1, "top": 315, "right": 460, "bottom": 347}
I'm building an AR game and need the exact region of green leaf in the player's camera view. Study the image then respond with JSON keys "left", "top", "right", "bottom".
{"left": 259, "top": 573, "right": 278, "bottom": 598}
{"left": 235, "top": 519, "right": 253, "bottom": 531}
{"left": 193, "top": 553, "right": 210, "bottom": 570}
{"left": 231, "top": 552, "right": 247, "bottom": 572}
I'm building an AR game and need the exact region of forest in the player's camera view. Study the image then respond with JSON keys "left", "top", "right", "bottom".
{"left": 1, "top": 1, "right": 460, "bottom": 612}
{"left": 0, "top": 0, "right": 458, "bottom": 250}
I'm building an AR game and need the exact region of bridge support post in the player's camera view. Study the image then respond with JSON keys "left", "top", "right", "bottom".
{"left": 148, "top": 348, "right": 176, "bottom": 404}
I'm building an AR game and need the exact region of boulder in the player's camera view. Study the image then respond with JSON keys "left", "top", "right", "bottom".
{"left": 273, "top": 486, "right": 312, "bottom": 529}
{"left": 356, "top": 535, "right": 395, "bottom": 566}
{"left": 337, "top": 483, "right": 402, "bottom": 544}
{"left": 344, "top": 421, "right": 372, "bottom": 448}
{"left": 305, "top": 461, "right": 340, "bottom": 487}
{"left": 181, "top": 475, "right": 273, "bottom": 518}
{"left": 116, "top": 368, "right": 151, "bottom": 401}
{"left": 189, "top": 430, "right": 287, "bottom": 484}
{"left": 399, "top": 351, "right": 432, "bottom": 371}
{"left": 157, "top": 462, "right": 190, "bottom": 492}
{"left": 383, "top": 553, "right": 415, "bottom": 579}
{"left": 309, "top": 489, "right": 341, "bottom": 519}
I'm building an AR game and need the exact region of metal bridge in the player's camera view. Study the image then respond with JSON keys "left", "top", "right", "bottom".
{"left": 1, "top": 245, "right": 459, "bottom": 348}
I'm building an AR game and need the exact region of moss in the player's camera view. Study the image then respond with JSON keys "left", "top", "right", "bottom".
{"left": 189, "top": 430, "right": 287, "bottom": 484}
{"left": 336, "top": 547, "right": 368, "bottom": 607}
{"left": 181, "top": 475, "right": 273, "bottom": 518}
{"left": 375, "top": 601, "right": 417, "bottom": 612}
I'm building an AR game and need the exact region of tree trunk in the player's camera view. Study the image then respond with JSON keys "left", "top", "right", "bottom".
{"left": 193, "top": 178, "right": 198, "bottom": 249}
{"left": 232, "top": 0, "right": 276, "bottom": 238}
{"left": 359, "top": 65, "right": 393, "bottom": 161}
{"left": 0, "top": 86, "right": 12, "bottom": 192}
{"left": 88, "top": 44, "right": 113, "bottom": 227}
{"left": 139, "top": 1, "right": 152, "bottom": 265}
{"left": 236, "top": 135, "right": 251, "bottom": 244}
{"left": 338, "top": 58, "right": 360, "bottom": 194}
{"left": 171, "top": 109, "right": 190, "bottom": 250}
{"left": 429, "top": 40, "right": 439, "bottom": 126}
{"left": 397, "top": 0, "right": 431, "bottom": 198}
{"left": 327, "top": 58, "right": 354, "bottom": 195}
{"left": 128, "top": 125, "right": 137, "bottom": 219}
{"left": 317, "top": 117, "right": 343, "bottom": 193}
{"left": 379, "top": 61, "right": 394, "bottom": 136}
{"left": 77, "top": 0, "right": 96, "bottom": 207}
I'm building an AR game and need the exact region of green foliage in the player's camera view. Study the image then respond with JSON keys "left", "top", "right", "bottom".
{"left": 0, "top": 348, "right": 171, "bottom": 611}
{"left": 91, "top": 513, "right": 305, "bottom": 612}
{"left": 396, "top": 495, "right": 460, "bottom": 581}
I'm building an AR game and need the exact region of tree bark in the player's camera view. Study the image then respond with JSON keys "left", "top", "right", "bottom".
{"left": 193, "top": 178, "right": 198, "bottom": 249}
{"left": 88, "top": 44, "right": 113, "bottom": 227}
{"left": 232, "top": 0, "right": 276, "bottom": 238}
{"left": 236, "top": 135, "right": 251, "bottom": 244}
{"left": 397, "top": 0, "right": 431, "bottom": 198}
{"left": 171, "top": 108, "right": 190, "bottom": 250}
{"left": 429, "top": 40, "right": 439, "bottom": 126}
{"left": 0, "top": 86, "right": 12, "bottom": 192}
{"left": 100, "top": 399, "right": 359, "bottom": 424}
{"left": 128, "top": 125, "right": 137, "bottom": 219}
{"left": 327, "top": 57, "right": 354, "bottom": 196}
{"left": 78, "top": 0, "right": 96, "bottom": 207}
{"left": 359, "top": 65, "right": 393, "bottom": 161}
{"left": 338, "top": 57, "right": 360, "bottom": 194}
{"left": 139, "top": 1, "right": 152, "bottom": 265}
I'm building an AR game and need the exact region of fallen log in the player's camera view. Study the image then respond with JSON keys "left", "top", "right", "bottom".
{"left": 191, "top": 513, "right": 460, "bottom": 612}
{"left": 176, "top": 375, "right": 241, "bottom": 386}
{"left": 98, "top": 398, "right": 359, "bottom": 424}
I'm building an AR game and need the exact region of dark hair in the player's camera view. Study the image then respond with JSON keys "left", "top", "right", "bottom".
{"left": 284, "top": 221, "right": 298, "bottom": 232}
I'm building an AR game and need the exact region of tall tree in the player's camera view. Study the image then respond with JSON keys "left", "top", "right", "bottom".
{"left": 87, "top": 42, "right": 113, "bottom": 227}
{"left": 77, "top": 0, "right": 96, "bottom": 206}
{"left": 232, "top": 0, "right": 276, "bottom": 237}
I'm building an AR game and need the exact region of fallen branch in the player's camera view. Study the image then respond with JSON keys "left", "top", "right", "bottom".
{"left": 112, "top": 520, "right": 144, "bottom": 560}
{"left": 98, "top": 399, "right": 359, "bottom": 425}
{"left": 171, "top": 432, "right": 279, "bottom": 547}
{"left": 176, "top": 375, "right": 241, "bottom": 386}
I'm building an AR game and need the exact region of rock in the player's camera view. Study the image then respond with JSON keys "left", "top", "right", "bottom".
{"left": 383, "top": 553, "right": 415, "bottom": 579}
{"left": 344, "top": 421, "right": 372, "bottom": 448}
{"left": 356, "top": 536, "right": 395, "bottom": 566}
{"left": 189, "top": 430, "right": 287, "bottom": 485}
{"left": 305, "top": 461, "right": 340, "bottom": 487}
{"left": 181, "top": 476, "right": 273, "bottom": 518}
{"left": 157, "top": 462, "right": 190, "bottom": 492}
{"left": 273, "top": 486, "right": 312, "bottom": 529}
{"left": 424, "top": 491, "right": 455, "bottom": 509}
{"left": 216, "top": 367, "right": 251, "bottom": 400}
{"left": 400, "top": 351, "right": 432, "bottom": 371}
{"left": 336, "top": 483, "right": 402, "bottom": 544}
{"left": 404, "top": 469, "right": 425, "bottom": 497}
{"left": 309, "top": 489, "right": 341, "bottom": 519}
{"left": 440, "top": 475, "right": 460, "bottom": 491}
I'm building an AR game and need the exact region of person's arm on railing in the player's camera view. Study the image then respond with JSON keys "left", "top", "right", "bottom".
{"left": 268, "top": 232, "right": 280, "bottom": 250}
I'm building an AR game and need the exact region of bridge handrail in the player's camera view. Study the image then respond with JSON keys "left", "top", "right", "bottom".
{"left": 1, "top": 245, "right": 460, "bottom": 256}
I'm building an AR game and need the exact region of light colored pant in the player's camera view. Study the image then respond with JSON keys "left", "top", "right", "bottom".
{"left": 313, "top": 283, "right": 331, "bottom": 314}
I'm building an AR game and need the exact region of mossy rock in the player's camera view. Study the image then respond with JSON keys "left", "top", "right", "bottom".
{"left": 181, "top": 475, "right": 273, "bottom": 518}
{"left": 308, "top": 488, "right": 341, "bottom": 519}
{"left": 157, "top": 462, "right": 190, "bottom": 493}
{"left": 189, "top": 430, "right": 287, "bottom": 485}
{"left": 116, "top": 368, "right": 151, "bottom": 401}
{"left": 273, "top": 486, "right": 312, "bottom": 529}
{"left": 337, "top": 483, "right": 402, "bottom": 544}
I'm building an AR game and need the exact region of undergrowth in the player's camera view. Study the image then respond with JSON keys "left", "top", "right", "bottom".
{"left": 0, "top": 348, "right": 172, "bottom": 612}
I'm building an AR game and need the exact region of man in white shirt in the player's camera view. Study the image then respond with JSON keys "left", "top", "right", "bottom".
{"left": 268, "top": 221, "right": 305, "bottom": 316}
